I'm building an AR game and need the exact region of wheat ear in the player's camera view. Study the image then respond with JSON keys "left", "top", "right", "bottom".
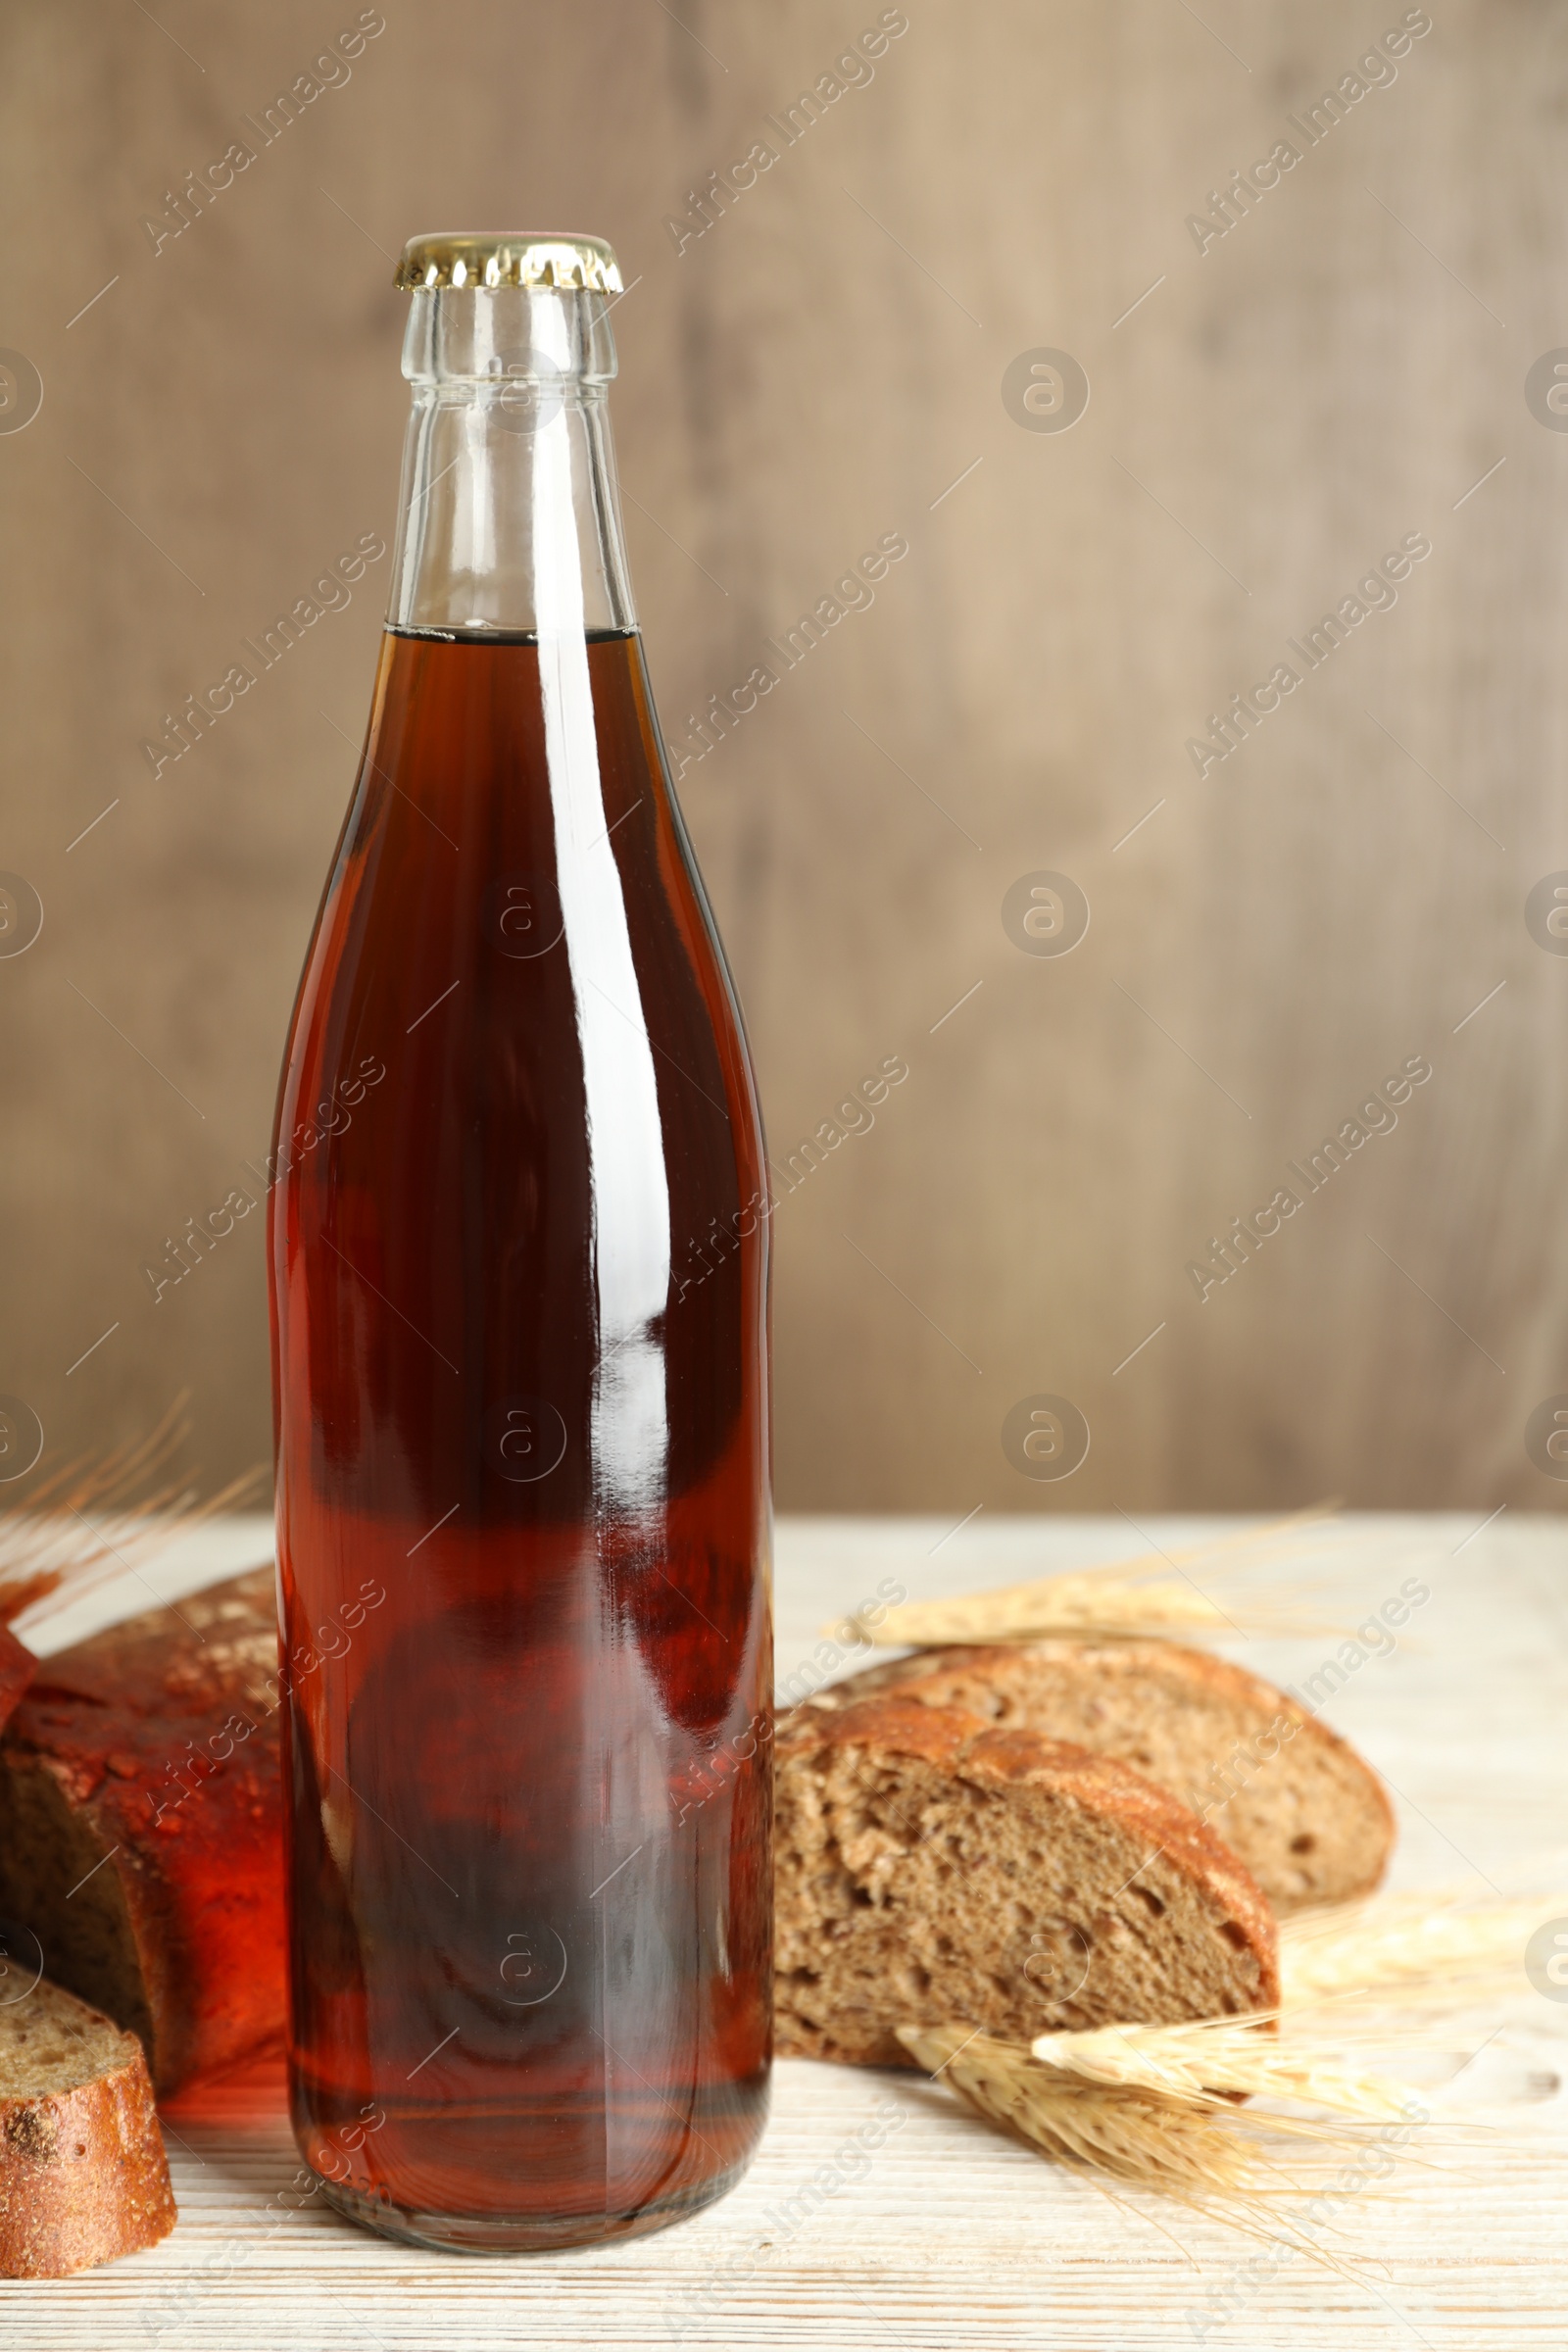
{"left": 840, "top": 1505, "right": 1345, "bottom": 1646}
{"left": 897, "top": 2022, "right": 1426, "bottom": 2238}
{"left": 0, "top": 1394, "right": 267, "bottom": 1629}
{"left": 1026, "top": 2013, "right": 1414, "bottom": 2118}
{"left": 1282, "top": 1890, "right": 1567, "bottom": 2007}
{"left": 899, "top": 2025, "right": 1269, "bottom": 2196}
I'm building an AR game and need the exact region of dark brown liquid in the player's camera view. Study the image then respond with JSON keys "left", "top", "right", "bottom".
{"left": 268, "top": 628, "right": 771, "bottom": 2249}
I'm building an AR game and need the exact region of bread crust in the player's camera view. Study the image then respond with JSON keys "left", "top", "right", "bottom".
{"left": 0, "top": 1990, "right": 175, "bottom": 2278}
{"left": 800, "top": 1639, "right": 1395, "bottom": 1910}
{"left": 0, "top": 1569, "right": 284, "bottom": 2093}
{"left": 775, "top": 1695, "right": 1278, "bottom": 2066}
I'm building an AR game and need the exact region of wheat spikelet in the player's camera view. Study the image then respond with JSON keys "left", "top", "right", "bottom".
{"left": 897, "top": 2022, "right": 1435, "bottom": 2272}
{"left": 845, "top": 1506, "right": 1346, "bottom": 1647}
{"left": 1026, "top": 2014, "right": 1413, "bottom": 2119}
{"left": 1282, "top": 1890, "right": 1563, "bottom": 2008}
{"left": 895, "top": 2022, "right": 1426, "bottom": 2260}
{"left": 846, "top": 1508, "right": 1343, "bottom": 1647}
{"left": 0, "top": 1396, "right": 266, "bottom": 1631}
{"left": 868, "top": 1571, "right": 1240, "bottom": 1645}
{"left": 898, "top": 2026, "right": 1271, "bottom": 2197}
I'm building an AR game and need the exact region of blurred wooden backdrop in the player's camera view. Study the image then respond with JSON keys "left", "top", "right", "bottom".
{"left": 1, "top": 0, "right": 1565, "bottom": 1513}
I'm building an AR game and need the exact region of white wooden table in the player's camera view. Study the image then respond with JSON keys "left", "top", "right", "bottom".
{"left": 8, "top": 1512, "right": 1568, "bottom": 2349}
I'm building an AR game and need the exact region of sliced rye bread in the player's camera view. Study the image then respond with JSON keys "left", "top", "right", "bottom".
{"left": 0, "top": 1567, "right": 284, "bottom": 2094}
{"left": 800, "top": 1640, "right": 1394, "bottom": 1913}
{"left": 775, "top": 1694, "right": 1278, "bottom": 2068}
{"left": 0, "top": 1975, "right": 175, "bottom": 2277}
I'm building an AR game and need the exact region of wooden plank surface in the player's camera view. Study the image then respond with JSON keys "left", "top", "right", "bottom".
{"left": 6, "top": 1510, "right": 1567, "bottom": 2348}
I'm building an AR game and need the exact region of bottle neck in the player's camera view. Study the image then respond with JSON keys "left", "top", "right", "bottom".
{"left": 388, "top": 286, "right": 636, "bottom": 639}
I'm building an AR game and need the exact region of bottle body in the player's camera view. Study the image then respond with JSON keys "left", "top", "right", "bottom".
{"left": 267, "top": 261, "right": 771, "bottom": 2249}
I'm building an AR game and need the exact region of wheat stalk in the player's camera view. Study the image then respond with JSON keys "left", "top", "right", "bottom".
{"left": 1282, "top": 1891, "right": 1564, "bottom": 2008}
{"left": 1026, "top": 2013, "right": 1414, "bottom": 2119}
{"left": 841, "top": 1506, "right": 1346, "bottom": 1647}
{"left": 896, "top": 2021, "right": 1425, "bottom": 2245}
{"left": 899, "top": 2025, "right": 1270, "bottom": 2195}
{"left": 0, "top": 1396, "right": 266, "bottom": 1631}
{"left": 897, "top": 2022, "right": 1431, "bottom": 2265}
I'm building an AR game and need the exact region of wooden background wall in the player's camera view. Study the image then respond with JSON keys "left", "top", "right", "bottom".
{"left": 2, "top": 0, "right": 1565, "bottom": 1515}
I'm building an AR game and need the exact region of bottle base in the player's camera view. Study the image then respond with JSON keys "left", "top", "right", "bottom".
{"left": 315, "top": 2154, "right": 752, "bottom": 2255}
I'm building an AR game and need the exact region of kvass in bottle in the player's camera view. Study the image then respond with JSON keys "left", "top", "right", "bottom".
{"left": 268, "top": 233, "right": 771, "bottom": 2250}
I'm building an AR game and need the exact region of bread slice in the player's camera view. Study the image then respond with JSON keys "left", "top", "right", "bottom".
{"left": 775, "top": 1695, "right": 1278, "bottom": 2068}
{"left": 801, "top": 1641, "right": 1393, "bottom": 1913}
{"left": 0, "top": 1567, "right": 284, "bottom": 2093}
{"left": 0, "top": 1976, "right": 174, "bottom": 2277}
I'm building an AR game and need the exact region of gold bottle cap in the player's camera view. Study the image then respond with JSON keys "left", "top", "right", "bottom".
{"left": 393, "top": 233, "right": 622, "bottom": 295}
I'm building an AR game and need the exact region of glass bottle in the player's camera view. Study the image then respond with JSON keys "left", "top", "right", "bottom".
{"left": 267, "top": 233, "right": 772, "bottom": 2252}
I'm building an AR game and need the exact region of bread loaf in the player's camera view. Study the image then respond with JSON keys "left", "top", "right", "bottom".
{"left": 0, "top": 1975, "right": 175, "bottom": 2277}
{"left": 801, "top": 1640, "right": 1393, "bottom": 1912}
{"left": 775, "top": 1694, "right": 1277, "bottom": 2068}
{"left": 0, "top": 1567, "right": 283, "bottom": 2093}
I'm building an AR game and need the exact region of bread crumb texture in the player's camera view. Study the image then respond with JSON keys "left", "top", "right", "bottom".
{"left": 775, "top": 1696, "right": 1278, "bottom": 2068}
{"left": 803, "top": 1641, "right": 1393, "bottom": 1911}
